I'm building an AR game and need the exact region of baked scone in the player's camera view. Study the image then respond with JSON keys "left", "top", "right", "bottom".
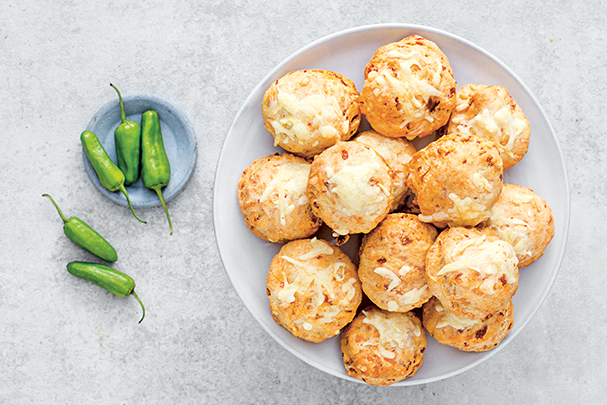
{"left": 446, "top": 84, "right": 530, "bottom": 170}
{"left": 358, "top": 213, "right": 437, "bottom": 312}
{"left": 359, "top": 35, "right": 456, "bottom": 140}
{"left": 237, "top": 153, "right": 322, "bottom": 243}
{"left": 262, "top": 69, "right": 361, "bottom": 158}
{"left": 405, "top": 133, "right": 503, "bottom": 228}
{"left": 266, "top": 238, "right": 362, "bottom": 343}
{"left": 307, "top": 141, "right": 393, "bottom": 237}
{"left": 353, "top": 130, "right": 417, "bottom": 211}
{"left": 481, "top": 183, "right": 554, "bottom": 267}
{"left": 340, "top": 306, "right": 426, "bottom": 386}
{"left": 422, "top": 296, "right": 514, "bottom": 352}
{"left": 425, "top": 227, "right": 519, "bottom": 320}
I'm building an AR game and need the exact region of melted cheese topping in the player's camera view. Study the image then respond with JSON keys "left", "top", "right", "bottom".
{"left": 437, "top": 234, "right": 518, "bottom": 294}
{"left": 434, "top": 301, "right": 478, "bottom": 329}
{"left": 374, "top": 267, "right": 401, "bottom": 292}
{"left": 451, "top": 192, "right": 491, "bottom": 223}
{"left": 399, "top": 285, "right": 429, "bottom": 305}
{"left": 275, "top": 239, "right": 357, "bottom": 314}
{"left": 362, "top": 310, "right": 421, "bottom": 359}
{"left": 487, "top": 204, "right": 534, "bottom": 259}
{"left": 269, "top": 87, "right": 349, "bottom": 145}
{"left": 367, "top": 47, "right": 444, "bottom": 135}
{"left": 455, "top": 106, "right": 526, "bottom": 157}
{"left": 398, "top": 265, "right": 413, "bottom": 276}
{"left": 420, "top": 191, "right": 491, "bottom": 226}
{"left": 326, "top": 160, "right": 387, "bottom": 215}
{"left": 297, "top": 237, "right": 334, "bottom": 260}
{"left": 419, "top": 169, "right": 496, "bottom": 226}
{"left": 259, "top": 161, "right": 311, "bottom": 226}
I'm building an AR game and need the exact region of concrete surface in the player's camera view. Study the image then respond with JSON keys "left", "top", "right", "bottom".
{"left": 0, "top": 0, "right": 604, "bottom": 403}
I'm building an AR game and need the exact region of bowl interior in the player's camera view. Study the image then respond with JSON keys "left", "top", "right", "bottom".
{"left": 83, "top": 94, "right": 197, "bottom": 208}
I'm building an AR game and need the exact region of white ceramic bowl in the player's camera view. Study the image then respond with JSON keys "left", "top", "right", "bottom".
{"left": 213, "top": 24, "right": 570, "bottom": 385}
{"left": 83, "top": 93, "right": 197, "bottom": 208}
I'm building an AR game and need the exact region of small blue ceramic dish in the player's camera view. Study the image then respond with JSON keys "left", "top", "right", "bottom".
{"left": 83, "top": 93, "right": 197, "bottom": 208}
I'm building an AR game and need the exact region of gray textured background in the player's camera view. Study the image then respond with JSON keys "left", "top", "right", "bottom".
{"left": 1, "top": 1, "right": 602, "bottom": 403}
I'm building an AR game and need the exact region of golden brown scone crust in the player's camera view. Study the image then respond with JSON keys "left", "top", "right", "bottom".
{"left": 237, "top": 153, "right": 322, "bottom": 243}
{"left": 266, "top": 238, "right": 362, "bottom": 343}
{"left": 405, "top": 133, "right": 503, "bottom": 228}
{"left": 446, "top": 84, "right": 530, "bottom": 170}
{"left": 359, "top": 35, "right": 456, "bottom": 140}
{"left": 481, "top": 183, "right": 554, "bottom": 267}
{"left": 358, "top": 213, "right": 438, "bottom": 312}
{"left": 425, "top": 227, "right": 519, "bottom": 320}
{"left": 422, "top": 296, "right": 514, "bottom": 352}
{"left": 262, "top": 69, "right": 361, "bottom": 158}
{"left": 353, "top": 130, "right": 417, "bottom": 211}
{"left": 340, "top": 306, "right": 426, "bottom": 386}
{"left": 307, "top": 141, "right": 393, "bottom": 236}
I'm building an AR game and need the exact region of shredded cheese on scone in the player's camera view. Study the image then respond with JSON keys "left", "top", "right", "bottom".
{"left": 367, "top": 48, "right": 444, "bottom": 135}
{"left": 362, "top": 310, "right": 421, "bottom": 359}
{"left": 269, "top": 88, "right": 348, "bottom": 145}
{"left": 275, "top": 240, "right": 356, "bottom": 311}
{"left": 259, "top": 161, "right": 311, "bottom": 226}
{"left": 326, "top": 160, "right": 387, "bottom": 214}
{"left": 434, "top": 301, "right": 478, "bottom": 329}
{"left": 437, "top": 234, "right": 518, "bottom": 294}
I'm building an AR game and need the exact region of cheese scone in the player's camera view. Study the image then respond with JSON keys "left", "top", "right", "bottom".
{"left": 307, "top": 141, "right": 393, "bottom": 237}
{"left": 340, "top": 306, "right": 426, "bottom": 386}
{"left": 425, "top": 227, "right": 519, "bottom": 320}
{"left": 237, "top": 153, "right": 322, "bottom": 243}
{"left": 358, "top": 213, "right": 437, "bottom": 312}
{"left": 446, "top": 84, "right": 530, "bottom": 170}
{"left": 262, "top": 69, "right": 361, "bottom": 158}
{"left": 481, "top": 183, "right": 554, "bottom": 267}
{"left": 266, "top": 238, "right": 362, "bottom": 343}
{"left": 353, "top": 130, "right": 417, "bottom": 211}
{"left": 405, "top": 133, "right": 503, "bottom": 228}
{"left": 422, "top": 296, "right": 514, "bottom": 352}
{"left": 359, "top": 35, "right": 456, "bottom": 140}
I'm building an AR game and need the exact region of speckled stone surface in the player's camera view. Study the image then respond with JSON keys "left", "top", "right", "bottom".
{"left": 0, "top": 1, "right": 603, "bottom": 403}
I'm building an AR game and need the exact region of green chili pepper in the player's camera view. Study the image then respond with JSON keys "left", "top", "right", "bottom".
{"left": 141, "top": 110, "right": 173, "bottom": 235}
{"left": 81, "top": 130, "right": 146, "bottom": 224}
{"left": 67, "top": 261, "right": 146, "bottom": 323}
{"left": 111, "top": 83, "right": 141, "bottom": 186}
{"left": 43, "top": 194, "right": 118, "bottom": 263}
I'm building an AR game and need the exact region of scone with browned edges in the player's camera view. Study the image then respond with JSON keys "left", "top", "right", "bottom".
{"left": 353, "top": 130, "right": 417, "bottom": 211}
{"left": 238, "top": 153, "right": 322, "bottom": 243}
{"left": 425, "top": 227, "right": 519, "bottom": 320}
{"left": 422, "top": 296, "right": 514, "bottom": 352}
{"left": 358, "top": 213, "right": 437, "bottom": 313}
{"left": 481, "top": 183, "right": 554, "bottom": 268}
{"left": 340, "top": 306, "right": 426, "bottom": 386}
{"left": 262, "top": 69, "right": 361, "bottom": 158}
{"left": 307, "top": 141, "right": 393, "bottom": 238}
{"left": 446, "top": 84, "right": 530, "bottom": 170}
{"left": 266, "top": 238, "right": 362, "bottom": 343}
{"left": 359, "top": 35, "right": 457, "bottom": 140}
{"left": 405, "top": 133, "right": 503, "bottom": 228}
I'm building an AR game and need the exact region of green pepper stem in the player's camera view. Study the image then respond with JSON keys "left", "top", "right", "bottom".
{"left": 118, "top": 185, "right": 147, "bottom": 224}
{"left": 131, "top": 289, "right": 146, "bottom": 323}
{"left": 42, "top": 194, "right": 68, "bottom": 224}
{"left": 153, "top": 186, "right": 173, "bottom": 235}
{"left": 110, "top": 83, "right": 126, "bottom": 124}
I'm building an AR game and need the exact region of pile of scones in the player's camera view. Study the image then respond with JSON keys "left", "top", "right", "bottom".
{"left": 237, "top": 35, "right": 554, "bottom": 386}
